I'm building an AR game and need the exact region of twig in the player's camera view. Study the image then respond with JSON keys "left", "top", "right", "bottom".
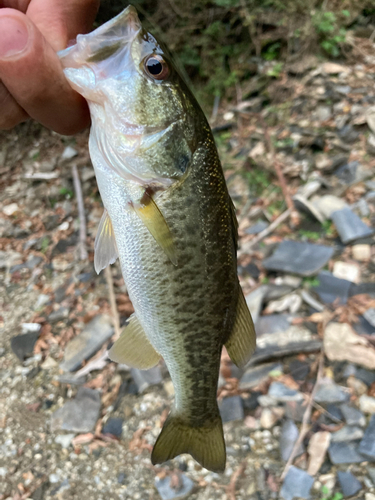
{"left": 227, "top": 460, "right": 247, "bottom": 500}
{"left": 280, "top": 351, "right": 324, "bottom": 481}
{"left": 71, "top": 164, "right": 88, "bottom": 261}
{"left": 246, "top": 207, "right": 292, "bottom": 249}
{"left": 105, "top": 266, "right": 121, "bottom": 341}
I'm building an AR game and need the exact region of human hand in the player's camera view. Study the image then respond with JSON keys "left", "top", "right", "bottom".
{"left": 0, "top": 0, "right": 99, "bottom": 134}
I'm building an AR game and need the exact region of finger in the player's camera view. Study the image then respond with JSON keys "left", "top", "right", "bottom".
{"left": 0, "top": 80, "right": 28, "bottom": 129}
{"left": 27, "top": 0, "right": 99, "bottom": 51}
{"left": 0, "top": 1, "right": 31, "bottom": 12}
{"left": 0, "top": 9, "right": 90, "bottom": 135}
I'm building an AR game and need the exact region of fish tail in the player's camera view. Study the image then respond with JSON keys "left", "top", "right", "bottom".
{"left": 151, "top": 411, "right": 226, "bottom": 473}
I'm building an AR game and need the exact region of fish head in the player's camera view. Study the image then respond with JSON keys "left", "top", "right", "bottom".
{"left": 58, "top": 6, "right": 204, "bottom": 187}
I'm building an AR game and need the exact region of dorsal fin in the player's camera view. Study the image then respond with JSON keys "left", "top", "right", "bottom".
{"left": 94, "top": 208, "right": 119, "bottom": 274}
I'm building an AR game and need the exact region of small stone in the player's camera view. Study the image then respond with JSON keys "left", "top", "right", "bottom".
{"left": 219, "top": 396, "right": 244, "bottom": 423}
{"left": 332, "top": 261, "right": 360, "bottom": 284}
{"left": 48, "top": 307, "right": 69, "bottom": 324}
{"left": 131, "top": 366, "right": 163, "bottom": 393}
{"left": 316, "top": 105, "right": 332, "bottom": 122}
{"left": 155, "top": 473, "right": 194, "bottom": 500}
{"left": 239, "top": 362, "right": 283, "bottom": 390}
{"left": 102, "top": 418, "right": 123, "bottom": 438}
{"left": 10, "top": 332, "right": 40, "bottom": 361}
{"left": 245, "top": 220, "right": 269, "bottom": 235}
{"left": 268, "top": 382, "right": 303, "bottom": 402}
{"left": 0, "top": 467, "right": 7, "bottom": 477}
{"left": 311, "top": 194, "right": 347, "bottom": 219}
{"left": 54, "top": 434, "right": 75, "bottom": 449}
{"left": 360, "top": 395, "right": 375, "bottom": 414}
{"left": 51, "top": 387, "right": 101, "bottom": 433}
{"left": 355, "top": 368, "right": 375, "bottom": 387}
{"left": 328, "top": 441, "right": 365, "bottom": 464}
{"left": 60, "top": 315, "right": 113, "bottom": 372}
{"left": 280, "top": 466, "right": 314, "bottom": 500}
{"left": 337, "top": 471, "right": 362, "bottom": 497}
{"left": 322, "top": 62, "right": 349, "bottom": 74}
{"left": 289, "top": 360, "right": 310, "bottom": 381}
{"left": 60, "top": 146, "right": 78, "bottom": 162}
{"left": 366, "top": 494, "right": 375, "bottom": 500}
{"left": 280, "top": 420, "right": 304, "bottom": 462}
{"left": 263, "top": 241, "right": 334, "bottom": 276}
{"left": 34, "top": 293, "right": 50, "bottom": 310}
{"left": 242, "top": 391, "right": 262, "bottom": 411}
{"left": 314, "top": 382, "right": 349, "bottom": 404}
{"left": 347, "top": 376, "right": 368, "bottom": 396}
{"left": 2, "top": 202, "right": 19, "bottom": 216}
{"left": 359, "top": 415, "right": 375, "bottom": 459}
{"left": 325, "top": 404, "right": 344, "bottom": 422}
{"left": 164, "top": 380, "right": 174, "bottom": 397}
{"left": 331, "top": 206, "right": 373, "bottom": 244}
{"left": 21, "top": 323, "right": 41, "bottom": 334}
{"left": 41, "top": 357, "right": 58, "bottom": 370}
{"left": 331, "top": 425, "right": 364, "bottom": 443}
{"left": 307, "top": 432, "right": 331, "bottom": 476}
{"left": 260, "top": 407, "right": 284, "bottom": 429}
{"left": 49, "top": 473, "right": 60, "bottom": 484}
{"left": 367, "top": 134, "right": 375, "bottom": 155}
{"left": 340, "top": 404, "right": 366, "bottom": 427}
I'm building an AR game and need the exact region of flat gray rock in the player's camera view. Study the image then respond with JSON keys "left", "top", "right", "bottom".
{"left": 280, "top": 466, "right": 314, "bottom": 500}
{"left": 313, "top": 271, "right": 352, "bottom": 305}
{"left": 239, "top": 362, "right": 283, "bottom": 390}
{"left": 155, "top": 474, "right": 194, "bottom": 500}
{"left": 245, "top": 286, "right": 268, "bottom": 324}
{"left": 337, "top": 471, "right": 362, "bottom": 497}
{"left": 314, "top": 383, "right": 349, "bottom": 404}
{"left": 331, "top": 425, "right": 364, "bottom": 443}
{"left": 219, "top": 395, "right": 244, "bottom": 423}
{"left": 131, "top": 366, "right": 163, "bottom": 393}
{"left": 60, "top": 315, "right": 113, "bottom": 372}
{"left": 51, "top": 387, "right": 101, "bottom": 433}
{"left": 268, "top": 382, "right": 303, "bottom": 402}
{"left": 11, "top": 332, "right": 40, "bottom": 361}
{"left": 280, "top": 420, "right": 304, "bottom": 462}
{"left": 263, "top": 240, "right": 334, "bottom": 276}
{"left": 256, "top": 314, "right": 292, "bottom": 336}
{"left": 340, "top": 404, "right": 366, "bottom": 427}
{"left": 359, "top": 414, "right": 375, "bottom": 459}
{"left": 328, "top": 441, "right": 367, "bottom": 464}
{"left": 331, "top": 206, "right": 373, "bottom": 244}
{"left": 245, "top": 220, "right": 269, "bottom": 234}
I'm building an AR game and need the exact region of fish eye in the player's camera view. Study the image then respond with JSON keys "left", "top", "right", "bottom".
{"left": 144, "top": 54, "right": 169, "bottom": 80}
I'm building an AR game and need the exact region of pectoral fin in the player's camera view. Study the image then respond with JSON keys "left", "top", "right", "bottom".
{"left": 133, "top": 191, "right": 177, "bottom": 266}
{"left": 108, "top": 314, "right": 161, "bottom": 369}
{"left": 225, "top": 286, "right": 256, "bottom": 368}
{"left": 94, "top": 208, "right": 119, "bottom": 274}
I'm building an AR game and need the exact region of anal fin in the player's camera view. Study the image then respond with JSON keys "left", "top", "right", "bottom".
{"left": 225, "top": 286, "right": 256, "bottom": 368}
{"left": 108, "top": 314, "right": 161, "bottom": 369}
{"left": 133, "top": 190, "right": 177, "bottom": 266}
{"left": 94, "top": 208, "right": 119, "bottom": 274}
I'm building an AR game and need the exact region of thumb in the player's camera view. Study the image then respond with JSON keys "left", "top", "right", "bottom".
{"left": 0, "top": 8, "right": 90, "bottom": 134}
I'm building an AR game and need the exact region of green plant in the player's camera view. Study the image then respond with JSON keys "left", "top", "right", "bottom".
{"left": 312, "top": 10, "right": 347, "bottom": 57}
{"left": 262, "top": 42, "right": 281, "bottom": 61}
{"left": 267, "top": 62, "right": 284, "bottom": 78}
{"left": 59, "top": 187, "right": 74, "bottom": 199}
{"left": 303, "top": 276, "right": 320, "bottom": 288}
{"left": 299, "top": 229, "right": 320, "bottom": 241}
{"left": 320, "top": 485, "right": 343, "bottom": 500}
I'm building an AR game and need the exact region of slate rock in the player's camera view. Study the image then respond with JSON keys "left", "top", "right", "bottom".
{"left": 48, "top": 307, "right": 69, "bottom": 324}
{"left": 328, "top": 441, "right": 366, "bottom": 464}
{"left": 280, "top": 466, "right": 314, "bottom": 500}
{"left": 340, "top": 404, "right": 366, "bottom": 427}
{"left": 268, "top": 382, "right": 303, "bottom": 402}
{"left": 51, "top": 387, "right": 101, "bottom": 432}
{"left": 219, "top": 395, "right": 244, "bottom": 423}
{"left": 331, "top": 425, "right": 364, "bottom": 443}
{"left": 256, "top": 314, "right": 292, "bottom": 335}
{"left": 313, "top": 271, "right": 352, "bottom": 305}
{"left": 239, "top": 362, "right": 283, "bottom": 390}
{"left": 240, "top": 262, "right": 260, "bottom": 279}
{"left": 355, "top": 369, "right": 375, "bottom": 387}
{"left": 337, "top": 471, "right": 362, "bottom": 497}
{"left": 335, "top": 161, "right": 359, "bottom": 184}
{"left": 60, "top": 315, "right": 113, "bottom": 372}
{"left": 155, "top": 474, "right": 194, "bottom": 500}
{"left": 242, "top": 391, "right": 262, "bottom": 411}
{"left": 263, "top": 240, "right": 334, "bottom": 276}
{"left": 285, "top": 400, "right": 306, "bottom": 422}
{"left": 245, "top": 220, "right": 269, "bottom": 234}
{"left": 10, "top": 332, "right": 40, "bottom": 361}
{"left": 325, "top": 404, "right": 344, "bottom": 422}
{"left": 331, "top": 207, "right": 373, "bottom": 244}
{"left": 280, "top": 420, "right": 304, "bottom": 462}
{"left": 359, "top": 415, "right": 375, "bottom": 459}
{"left": 359, "top": 395, "right": 375, "bottom": 414}
{"left": 131, "top": 366, "right": 163, "bottom": 393}
{"left": 289, "top": 360, "right": 310, "bottom": 381}
{"left": 102, "top": 417, "right": 123, "bottom": 438}
{"left": 245, "top": 286, "right": 268, "bottom": 325}
{"left": 364, "top": 308, "right": 375, "bottom": 328}
{"left": 314, "top": 383, "right": 349, "bottom": 404}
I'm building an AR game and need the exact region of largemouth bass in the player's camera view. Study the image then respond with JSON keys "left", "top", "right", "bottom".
{"left": 58, "top": 5, "right": 255, "bottom": 473}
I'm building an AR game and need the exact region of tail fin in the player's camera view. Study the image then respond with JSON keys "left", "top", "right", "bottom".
{"left": 151, "top": 413, "right": 226, "bottom": 473}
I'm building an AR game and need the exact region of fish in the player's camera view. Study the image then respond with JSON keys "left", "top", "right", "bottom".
{"left": 58, "top": 5, "right": 256, "bottom": 473}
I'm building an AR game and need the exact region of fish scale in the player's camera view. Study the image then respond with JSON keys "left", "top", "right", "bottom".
{"left": 58, "top": 5, "right": 256, "bottom": 473}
